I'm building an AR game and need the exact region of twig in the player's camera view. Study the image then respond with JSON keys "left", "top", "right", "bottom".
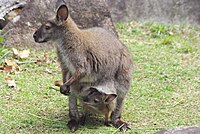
{"left": 16, "top": 61, "right": 38, "bottom": 65}
{"left": 49, "top": 86, "right": 60, "bottom": 91}
{"left": 112, "top": 123, "right": 125, "bottom": 134}
{"left": 112, "top": 124, "right": 165, "bottom": 134}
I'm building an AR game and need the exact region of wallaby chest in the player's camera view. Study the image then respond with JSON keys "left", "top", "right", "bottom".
{"left": 56, "top": 43, "right": 76, "bottom": 74}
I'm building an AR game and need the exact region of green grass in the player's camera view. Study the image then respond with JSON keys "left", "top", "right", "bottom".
{"left": 0, "top": 22, "right": 200, "bottom": 133}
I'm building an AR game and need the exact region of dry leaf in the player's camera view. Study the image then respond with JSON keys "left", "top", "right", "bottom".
{"left": 35, "top": 59, "right": 42, "bottom": 64}
{"left": 4, "top": 66, "right": 13, "bottom": 73}
{"left": 5, "top": 59, "right": 18, "bottom": 67}
{"left": 0, "top": 67, "right": 5, "bottom": 72}
{"left": 45, "top": 68, "right": 52, "bottom": 74}
{"left": 19, "top": 50, "right": 30, "bottom": 59}
{"left": 12, "top": 48, "right": 30, "bottom": 59}
{"left": 12, "top": 48, "right": 19, "bottom": 56}
{"left": 54, "top": 80, "right": 63, "bottom": 87}
{"left": 4, "top": 95, "right": 11, "bottom": 100}
{"left": 5, "top": 77, "right": 16, "bottom": 88}
{"left": 44, "top": 53, "right": 50, "bottom": 63}
{"left": 0, "top": 66, "right": 13, "bottom": 73}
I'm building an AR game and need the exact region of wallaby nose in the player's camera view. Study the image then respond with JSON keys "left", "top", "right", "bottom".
{"left": 83, "top": 97, "right": 88, "bottom": 102}
{"left": 33, "top": 32, "right": 37, "bottom": 39}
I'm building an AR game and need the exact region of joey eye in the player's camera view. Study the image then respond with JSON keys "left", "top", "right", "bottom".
{"left": 94, "top": 98, "right": 99, "bottom": 103}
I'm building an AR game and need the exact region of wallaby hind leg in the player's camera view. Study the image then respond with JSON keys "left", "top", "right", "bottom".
{"left": 110, "top": 96, "right": 130, "bottom": 131}
{"left": 67, "top": 94, "right": 80, "bottom": 132}
{"left": 111, "top": 50, "right": 132, "bottom": 131}
{"left": 111, "top": 78, "right": 132, "bottom": 131}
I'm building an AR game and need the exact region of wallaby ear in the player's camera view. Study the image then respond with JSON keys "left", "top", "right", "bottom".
{"left": 105, "top": 94, "right": 117, "bottom": 104}
{"left": 56, "top": 0, "right": 69, "bottom": 22}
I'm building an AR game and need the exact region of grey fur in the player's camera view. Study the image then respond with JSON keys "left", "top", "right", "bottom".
{"left": 33, "top": 1, "right": 133, "bottom": 132}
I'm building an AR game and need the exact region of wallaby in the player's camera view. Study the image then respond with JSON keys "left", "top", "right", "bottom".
{"left": 33, "top": 0, "right": 133, "bottom": 132}
{"left": 81, "top": 87, "right": 117, "bottom": 126}
{"left": 54, "top": 80, "right": 117, "bottom": 126}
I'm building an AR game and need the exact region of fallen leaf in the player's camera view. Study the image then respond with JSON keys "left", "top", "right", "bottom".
{"left": 44, "top": 53, "right": 50, "bottom": 63}
{"left": 12, "top": 48, "right": 19, "bottom": 56}
{"left": 45, "top": 68, "right": 52, "bottom": 74}
{"left": 54, "top": 80, "right": 63, "bottom": 87}
{"left": 19, "top": 49, "right": 30, "bottom": 59}
{"left": 0, "top": 67, "right": 5, "bottom": 72}
{"left": 35, "top": 59, "right": 43, "bottom": 64}
{"left": 5, "top": 77, "right": 12, "bottom": 80}
{"left": 5, "top": 77, "right": 16, "bottom": 88}
{"left": 4, "top": 95, "right": 11, "bottom": 100}
{"left": 4, "top": 66, "right": 13, "bottom": 73}
{"left": 5, "top": 59, "right": 18, "bottom": 67}
{"left": 12, "top": 48, "right": 30, "bottom": 59}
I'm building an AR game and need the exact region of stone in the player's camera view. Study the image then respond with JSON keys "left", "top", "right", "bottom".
{"left": 156, "top": 125, "right": 200, "bottom": 134}
{"left": 0, "top": 0, "right": 26, "bottom": 29}
{"left": 2, "top": 0, "right": 117, "bottom": 49}
{"left": 108, "top": 0, "right": 200, "bottom": 25}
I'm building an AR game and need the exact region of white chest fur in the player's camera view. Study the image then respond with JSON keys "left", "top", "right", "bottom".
{"left": 57, "top": 44, "right": 76, "bottom": 74}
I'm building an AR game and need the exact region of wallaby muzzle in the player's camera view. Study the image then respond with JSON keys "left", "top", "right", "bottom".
{"left": 33, "top": 29, "right": 48, "bottom": 43}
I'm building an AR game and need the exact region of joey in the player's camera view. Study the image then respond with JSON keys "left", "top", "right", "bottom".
{"left": 81, "top": 87, "right": 117, "bottom": 126}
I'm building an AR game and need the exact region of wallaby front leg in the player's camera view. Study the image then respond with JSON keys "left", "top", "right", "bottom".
{"left": 62, "top": 68, "right": 70, "bottom": 83}
{"left": 65, "top": 69, "right": 86, "bottom": 85}
{"left": 104, "top": 112, "right": 110, "bottom": 126}
{"left": 60, "top": 68, "right": 71, "bottom": 95}
{"left": 67, "top": 94, "right": 80, "bottom": 132}
{"left": 61, "top": 69, "right": 86, "bottom": 95}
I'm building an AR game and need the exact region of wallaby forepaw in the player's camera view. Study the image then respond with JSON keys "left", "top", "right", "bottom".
{"left": 67, "top": 119, "right": 79, "bottom": 132}
{"left": 60, "top": 85, "right": 70, "bottom": 95}
{"left": 114, "top": 119, "right": 131, "bottom": 132}
{"left": 104, "top": 121, "right": 111, "bottom": 127}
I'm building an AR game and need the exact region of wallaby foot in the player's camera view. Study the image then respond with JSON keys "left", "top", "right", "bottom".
{"left": 104, "top": 120, "right": 111, "bottom": 127}
{"left": 60, "top": 84, "right": 70, "bottom": 95}
{"left": 67, "top": 119, "right": 80, "bottom": 132}
{"left": 113, "top": 119, "right": 130, "bottom": 132}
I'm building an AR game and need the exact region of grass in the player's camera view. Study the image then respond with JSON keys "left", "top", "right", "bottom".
{"left": 0, "top": 22, "right": 200, "bottom": 133}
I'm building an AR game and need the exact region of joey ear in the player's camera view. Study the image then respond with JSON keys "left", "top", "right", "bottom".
{"left": 105, "top": 94, "right": 117, "bottom": 104}
{"left": 56, "top": 0, "right": 69, "bottom": 22}
{"left": 88, "top": 87, "right": 99, "bottom": 95}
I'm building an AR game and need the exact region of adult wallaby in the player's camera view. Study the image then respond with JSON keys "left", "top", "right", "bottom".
{"left": 33, "top": 0, "right": 133, "bottom": 132}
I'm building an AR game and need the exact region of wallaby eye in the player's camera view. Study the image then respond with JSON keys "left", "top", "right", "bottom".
{"left": 94, "top": 98, "right": 99, "bottom": 103}
{"left": 45, "top": 24, "right": 51, "bottom": 30}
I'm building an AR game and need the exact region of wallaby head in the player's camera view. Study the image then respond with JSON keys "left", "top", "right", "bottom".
{"left": 82, "top": 87, "right": 117, "bottom": 107}
{"left": 33, "top": 0, "right": 69, "bottom": 43}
